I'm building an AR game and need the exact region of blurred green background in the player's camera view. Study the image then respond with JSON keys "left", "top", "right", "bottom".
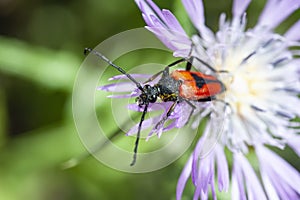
{"left": 0, "top": 0, "right": 299, "bottom": 199}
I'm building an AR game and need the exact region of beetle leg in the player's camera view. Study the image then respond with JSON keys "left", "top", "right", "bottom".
{"left": 167, "top": 58, "right": 187, "bottom": 68}
{"left": 182, "top": 99, "right": 196, "bottom": 125}
{"left": 143, "top": 70, "right": 164, "bottom": 84}
{"left": 190, "top": 56, "right": 228, "bottom": 74}
{"left": 185, "top": 57, "right": 192, "bottom": 71}
{"left": 130, "top": 103, "right": 149, "bottom": 166}
{"left": 214, "top": 99, "right": 232, "bottom": 114}
{"left": 143, "top": 58, "right": 187, "bottom": 84}
{"left": 154, "top": 101, "right": 178, "bottom": 130}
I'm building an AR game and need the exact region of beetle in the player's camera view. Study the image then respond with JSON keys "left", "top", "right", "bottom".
{"left": 84, "top": 48, "right": 226, "bottom": 166}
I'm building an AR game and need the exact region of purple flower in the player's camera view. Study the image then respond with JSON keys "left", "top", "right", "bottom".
{"left": 256, "top": 144, "right": 300, "bottom": 199}
{"left": 100, "top": 0, "right": 300, "bottom": 199}
{"left": 231, "top": 152, "right": 267, "bottom": 200}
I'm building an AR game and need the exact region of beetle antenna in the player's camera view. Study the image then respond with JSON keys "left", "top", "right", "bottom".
{"left": 84, "top": 48, "right": 144, "bottom": 92}
{"left": 130, "top": 103, "right": 148, "bottom": 166}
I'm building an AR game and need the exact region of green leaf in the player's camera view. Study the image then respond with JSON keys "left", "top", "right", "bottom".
{"left": 0, "top": 36, "right": 80, "bottom": 90}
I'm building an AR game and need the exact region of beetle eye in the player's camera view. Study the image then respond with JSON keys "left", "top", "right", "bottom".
{"left": 149, "top": 95, "right": 157, "bottom": 103}
{"left": 144, "top": 84, "right": 151, "bottom": 90}
{"left": 135, "top": 97, "right": 143, "bottom": 107}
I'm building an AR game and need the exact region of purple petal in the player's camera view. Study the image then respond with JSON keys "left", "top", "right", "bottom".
{"left": 191, "top": 136, "right": 205, "bottom": 185}
{"left": 256, "top": 144, "right": 300, "bottom": 198}
{"left": 162, "top": 9, "right": 186, "bottom": 34}
{"left": 181, "top": 0, "right": 205, "bottom": 29}
{"left": 181, "top": 0, "right": 215, "bottom": 42}
{"left": 126, "top": 115, "right": 160, "bottom": 136}
{"left": 210, "top": 169, "right": 217, "bottom": 200}
{"left": 194, "top": 153, "right": 214, "bottom": 200}
{"left": 108, "top": 74, "right": 152, "bottom": 81}
{"left": 145, "top": 26, "right": 192, "bottom": 56}
{"left": 258, "top": 153, "right": 296, "bottom": 199}
{"left": 107, "top": 93, "right": 139, "bottom": 98}
{"left": 200, "top": 191, "right": 208, "bottom": 200}
{"left": 135, "top": 0, "right": 191, "bottom": 54}
{"left": 199, "top": 114, "right": 224, "bottom": 159}
{"left": 174, "top": 102, "right": 192, "bottom": 128}
{"left": 258, "top": 0, "right": 300, "bottom": 29}
{"left": 287, "top": 134, "right": 300, "bottom": 156}
{"left": 98, "top": 82, "right": 136, "bottom": 92}
{"left": 285, "top": 19, "right": 300, "bottom": 41}
{"left": 272, "top": 179, "right": 299, "bottom": 200}
{"left": 161, "top": 119, "right": 177, "bottom": 132}
{"left": 215, "top": 145, "right": 229, "bottom": 192}
{"left": 176, "top": 155, "right": 193, "bottom": 200}
{"left": 232, "top": 0, "right": 251, "bottom": 17}
{"left": 231, "top": 156, "right": 247, "bottom": 200}
{"left": 259, "top": 169, "right": 280, "bottom": 200}
{"left": 193, "top": 178, "right": 202, "bottom": 199}
{"left": 138, "top": 0, "right": 164, "bottom": 20}
{"left": 182, "top": 0, "right": 214, "bottom": 42}
{"left": 232, "top": 153, "right": 267, "bottom": 200}
{"left": 191, "top": 119, "right": 220, "bottom": 186}
{"left": 127, "top": 102, "right": 171, "bottom": 112}
{"left": 173, "top": 49, "right": 193, "bottom": 57}
{"left": 106, "top": 88, "right": 139, "bottom": 98}
{"left": 146, "top": 26, "right": 177, "bottom": 50}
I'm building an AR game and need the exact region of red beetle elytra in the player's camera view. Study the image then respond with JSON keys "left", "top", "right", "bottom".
{"left": 84, "top": 48, "right": 226, "bottom": 166}
{"left": 171, "top": 70, "right": 225, "bottom": 101}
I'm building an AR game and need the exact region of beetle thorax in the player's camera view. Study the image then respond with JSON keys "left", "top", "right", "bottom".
{"left": 156, "top": 75, "right": 181, "bottom": 102}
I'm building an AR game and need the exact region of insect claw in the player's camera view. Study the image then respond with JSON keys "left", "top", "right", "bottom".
{"left": 84, "top": 47, "right": 92, "bottom": 55}
{"left": 154, "top": 116, "right": 168, "bottom": 130}
{"left": 130, "top": 156, "right": 137, "bottom": 166}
